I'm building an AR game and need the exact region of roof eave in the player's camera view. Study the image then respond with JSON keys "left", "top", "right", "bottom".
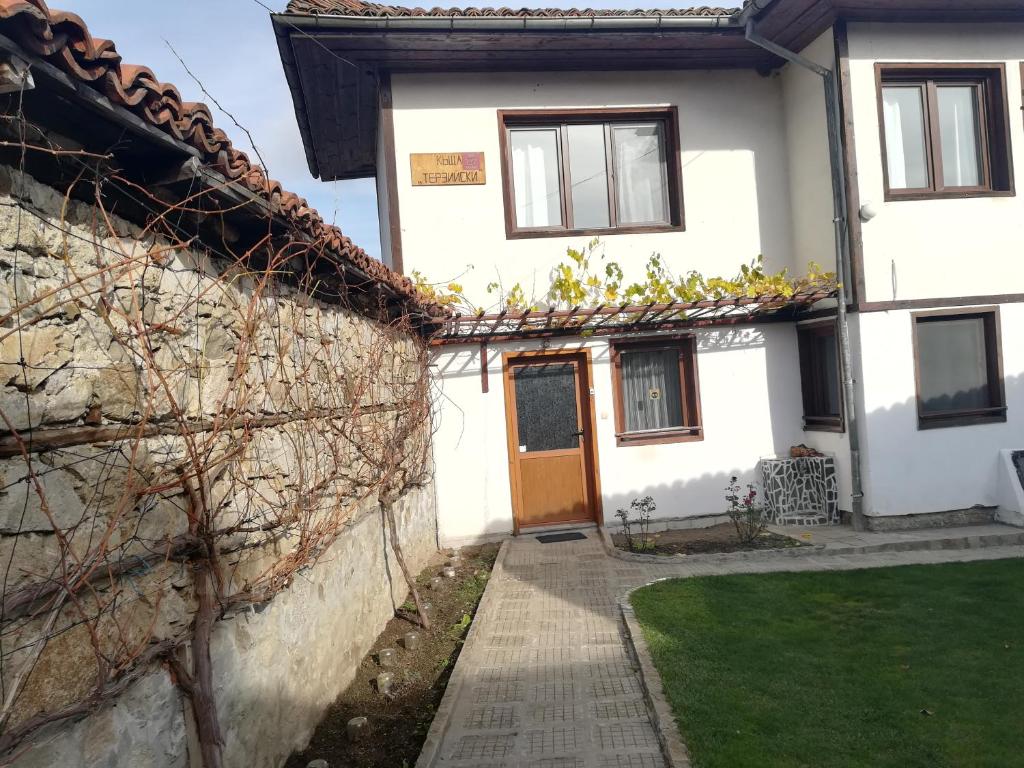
{"left": 273, "top": 10, "right": 755, "bottom": 180}
{"left": 272, "top": 14, "right": 323, "bottom": 180}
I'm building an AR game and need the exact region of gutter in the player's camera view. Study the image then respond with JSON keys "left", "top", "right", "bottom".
{"left": 734, "top": 0, "right": 780, "bottom": 25}
{"left": 744, "top": 19, "right": 868, "bottom": 532}
{"left": 271, "top": 12, "right": 739, "bottom": 32}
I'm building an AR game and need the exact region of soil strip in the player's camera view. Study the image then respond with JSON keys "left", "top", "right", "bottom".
{"left": 285, "top": 544, "right": 500, "bottom": 768}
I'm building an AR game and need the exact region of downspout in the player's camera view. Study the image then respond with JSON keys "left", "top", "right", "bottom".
{"left": 744, "top": 19, "right": 868, "bottom": 531}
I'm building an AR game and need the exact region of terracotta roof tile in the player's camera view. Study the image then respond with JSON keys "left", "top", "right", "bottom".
{"left": 0, "top": 0, "right": 442, "bottom": 316}
{"left": 286, "top": 0, "right": 739, "bottom": 17}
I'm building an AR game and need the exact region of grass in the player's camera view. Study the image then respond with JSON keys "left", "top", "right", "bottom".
{"left": 631, "top": 559, "right": 1024, "bottom": 768}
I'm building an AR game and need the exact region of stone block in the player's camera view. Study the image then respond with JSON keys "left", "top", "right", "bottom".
{"left": 0, "top": 460, "right": 85, "bottom": 533}
{"left": 12, "top": 670, "right": 188, "bottom": 768}
{"left": 0, "top": 325, "right": 73, "bottom": 389}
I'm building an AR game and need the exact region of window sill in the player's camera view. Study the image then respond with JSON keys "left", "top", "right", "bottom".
{"left": 507, "top": 223, "right": 684, "bottom": 240}
{"left": 802, "top": 419, "right": 845, "bottom": 434}
{"left": 615, "top": 428, "right": 703, "bottom": 447}
{"left": 917, "top": 409, "right": 1007, "bottom": 430}
{"left": 884, "top": 189, "right": 1015, "bottom": 203}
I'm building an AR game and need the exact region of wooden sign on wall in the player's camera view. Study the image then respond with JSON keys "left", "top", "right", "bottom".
{"left": 410, "top": 152, "right": 486, "bottom": 186}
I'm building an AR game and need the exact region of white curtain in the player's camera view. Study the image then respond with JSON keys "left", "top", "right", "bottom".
{"left": 882, "top": 96, "right": 908, "bottom": 189}
{"left": 621, "top": 349, "right": 683, "bottom": 432}
{"left": 613, "top": 125, "right": 668, "bottom": 225}
{"left": 512, "top": 130, "right": 559, "bottom": 227}
{"left": 882, "top": 87, "right": 928, "bottom": 189}
{"left": 938, "top": 86, "right": 980, "bottom": 187}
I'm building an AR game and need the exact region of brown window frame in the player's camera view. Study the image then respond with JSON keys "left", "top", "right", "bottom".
{"left": 609, "top": 334, "right": 702, "bottom": 447}
{"left": 797, "top": 321, "right": 845, "bottom": 433}
{"left": 911, "top": 306, "right": 1006, "bottom": 430}
{"left": 497, "top": 107, "right": 685, "bottom": 239}
{"left": 876, "top": 63, "right": 1014, "bottom": 201}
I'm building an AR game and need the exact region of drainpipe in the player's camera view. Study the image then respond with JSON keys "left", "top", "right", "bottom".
{"left": 744, "top": 19, "right": 868, "bottom": 531}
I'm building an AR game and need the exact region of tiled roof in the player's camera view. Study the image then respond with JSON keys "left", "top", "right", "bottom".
{"left": 0, "top": 0, "right": 441, "bottom": 316}
{"left": 286, "top": 0, "right": 739, "bottom": 18}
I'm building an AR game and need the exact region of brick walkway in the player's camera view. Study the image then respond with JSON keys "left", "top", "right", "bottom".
{"left": 416, "top": 531, "right": 1024, "bottom": 768}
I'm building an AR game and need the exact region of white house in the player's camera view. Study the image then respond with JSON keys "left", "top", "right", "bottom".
{"left": 274, "top": 0, "right": 1024, "bottom": 545}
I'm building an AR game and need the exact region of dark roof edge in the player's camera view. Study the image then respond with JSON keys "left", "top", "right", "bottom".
{"left": 273, "top": 11, "right": 741, "bottom": 30}
{"left": 271, "top": 15, "right": 322, "bottom": 181}
{"left": 284, "top": 0, "right": 741, "bottom": 19}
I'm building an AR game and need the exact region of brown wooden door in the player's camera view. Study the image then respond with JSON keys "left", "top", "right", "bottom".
{"left": 506, "top": 356, "right": 594, "bottom": 529}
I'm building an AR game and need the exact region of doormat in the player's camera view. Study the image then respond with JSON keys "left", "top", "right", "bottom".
{"left": 536, "top": 531, "right": 587, "bottom": 544}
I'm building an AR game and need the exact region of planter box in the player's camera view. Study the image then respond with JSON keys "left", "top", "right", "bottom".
{"left": 760, "top": 455, "right": 839, "bottom": 526}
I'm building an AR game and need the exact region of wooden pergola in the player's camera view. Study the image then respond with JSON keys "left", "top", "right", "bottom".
{"left": 428, "top": 289, "right": 837, "bottom": 346}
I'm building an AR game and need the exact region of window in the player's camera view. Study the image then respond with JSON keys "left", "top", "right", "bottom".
{"left": 797, "top": 322, "right": 843, "bottom": 431}
{"left": 610, "top": 336, "right": 701, "bottom": 446}
{"left": 877, "top": 64, "right": 1013, "bottom": 199}
{"left": 499, "top": 108, "right": 683, "bottom": 238}
{"left": 912, "top": 308, "right": 1005, "bottom": 429}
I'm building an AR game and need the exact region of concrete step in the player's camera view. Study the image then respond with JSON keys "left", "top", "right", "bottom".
{"left": 823, "top": 529, "right": 1024, "bottom": 556}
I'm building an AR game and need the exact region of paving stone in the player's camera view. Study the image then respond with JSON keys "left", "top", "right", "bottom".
{"left": 449, "top": 733, "right": 516, "bottom": 760}
{"left": 462, "top": 705, "right": 519, "bottom": 730}
{"left": 528, "top": 758, "right": 587, "bottom": 768}
{"left": 595, "top": 723, "right": 659, "bottom": 750}
{"left": 598, "top": 754, "right": 666, "bottom": 768}
{"left": 525, "top": 726, "right": 582, "bottom": 754}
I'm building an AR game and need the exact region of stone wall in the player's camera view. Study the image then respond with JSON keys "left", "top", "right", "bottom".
{"left": 0, "top": 165, "right": 439, "bottom": 766}
{"left": 13, "top": 487, "right": 437, "bottom": 768}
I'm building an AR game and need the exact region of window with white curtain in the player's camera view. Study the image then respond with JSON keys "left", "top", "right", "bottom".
{"left": 878, "top": 67, "right": 1012, "bottom": 198}
{"left": 611, "top": 336, "right": 701, "bottom": 446}
{"left": 913, "top": 310, "right": 1006, "bottom": 429}
{"left": 502, "top": 110, "right": 680, "bottom": 235}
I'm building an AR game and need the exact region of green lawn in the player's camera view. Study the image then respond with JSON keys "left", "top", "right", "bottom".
{"left": 631, "top": 559, "right": 1024, "bottom": 768}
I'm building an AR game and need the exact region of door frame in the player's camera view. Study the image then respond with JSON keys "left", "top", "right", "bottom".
{"left": 502, "top": 347, "right": 603, "bottom": 534}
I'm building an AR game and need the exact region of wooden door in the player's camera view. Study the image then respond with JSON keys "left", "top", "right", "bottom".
{"left": 506, "top": 355, "right": 595, "bottom": 529}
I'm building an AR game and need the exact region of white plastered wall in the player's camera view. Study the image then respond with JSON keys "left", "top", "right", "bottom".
{"left": 781, "top": 27, "right": 838, "bottom": 272}
{"left": 431, "top": 325, "right": 806, "bottom": 546}
{"left": 843, "top": 22, "right": 1024, "bottom": 519}
{"left": 856, "top": 304, "right": 1024, "bottom": 517}
{"left": 389, "top": 69, "right": 798, "bottom": 303}
{"left": 846, "top": 22, "right": 1024, "bottom": 303}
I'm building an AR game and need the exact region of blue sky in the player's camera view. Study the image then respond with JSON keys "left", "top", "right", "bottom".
{"left": 58, "top": 0, "right": 697, "bottom": 259}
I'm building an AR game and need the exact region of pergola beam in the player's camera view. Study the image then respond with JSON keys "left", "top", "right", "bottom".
{"left": 428, "top": 290, "right": 838, "bottom": 346}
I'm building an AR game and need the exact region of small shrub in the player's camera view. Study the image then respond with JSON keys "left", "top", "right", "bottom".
{"left": 616, "top": 496, "right": 656, "bottom": 552}
{"left": 725, "top": 476, "right": 767, "bottom": 545}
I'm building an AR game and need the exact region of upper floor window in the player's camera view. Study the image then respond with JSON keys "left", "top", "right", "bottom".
{"left": 498, "top": 108, "right": 684, "bottom": 238}
{"left": 877, "top": 64, "right": 1013, "bottom": 200}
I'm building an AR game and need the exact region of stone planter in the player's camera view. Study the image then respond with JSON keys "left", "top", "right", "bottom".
{"left": 760, "top": 455, "right": 839, "bottom": 526}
